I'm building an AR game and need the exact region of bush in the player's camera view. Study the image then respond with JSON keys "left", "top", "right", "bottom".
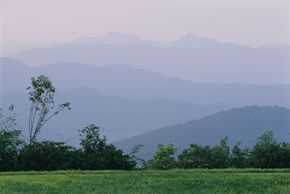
{"left": 18, "top": 141, "right": 79, "bottom": 171}
{"left": 0, "top": 130, "right": 22, "bottom": 171}
{"left": 147, "top": 144, "right": 177, "bottom": 170}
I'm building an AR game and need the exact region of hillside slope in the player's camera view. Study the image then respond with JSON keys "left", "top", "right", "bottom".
{"left": 115, "top": 106, "right": 290, "bottom": 159}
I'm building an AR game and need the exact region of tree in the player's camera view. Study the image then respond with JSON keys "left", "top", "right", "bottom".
{"left": 230, "top": 142, "right": 250, "bottom": 168}
{"left": 27, "top": 75, "right": 70, "bottom": 143}
{"left": 0, "top": 105, "right": 17, "bottom": 132}
{"left": 178, "top": 144, "right": 211, "bottom": 168}
{"left": 147, "top": 144, "right": 177, "bottom": 170}
{"left": 79, "top": 124, "right": 135, "bottom": 170}
{"left": 250, "top": 130, "right": 282, "bottom": 168}
{"left": 129, "top": 144, "right": 147, "bottom": 168}
{"left": 210, "top": 137, "right": 230, "bottom": 168}
{"left": 278, "top": 142, "right": 290, "bottom": 168}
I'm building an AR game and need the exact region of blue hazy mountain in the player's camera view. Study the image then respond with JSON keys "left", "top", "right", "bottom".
{"left": 1, "top": 58, "right": 290, "bottom": 107}
{"left": 1, "top": 88, "right": 222, "bottom": 142}
{"left": 2, "top": 58, "right": 290, "bottom": 143}
{"left": 114, "top": 106, "right": 290, "bottom": 159}
{"left": 11, "top": 32, "right": 290, "bottom": 84}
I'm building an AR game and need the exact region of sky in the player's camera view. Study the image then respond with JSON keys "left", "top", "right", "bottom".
{"left": 0, "top": 0, "right": 289, "bottom": 47}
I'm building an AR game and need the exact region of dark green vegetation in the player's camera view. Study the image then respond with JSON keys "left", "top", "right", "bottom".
{"left": 116, "top": 106, "right": 290, "bottom": 159}
{"left": 1, "top": 170, "right": 290, "bottom": 194}
{"left": 147, "top": 131, "right": 290, "bottom": 169}
{"left": 0, "top": 119, "right": 135, "bottom": 171}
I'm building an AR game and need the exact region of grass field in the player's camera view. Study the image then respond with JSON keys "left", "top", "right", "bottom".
{"left": 1, "top": 169, "right": 290, "bottom": 194}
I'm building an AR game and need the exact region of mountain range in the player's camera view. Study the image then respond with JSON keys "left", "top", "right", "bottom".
{"left": 1, "top": 32, "right": 290, "bottom": 148}
{"left": 1, "top": 88, "right": 223, "bottom": 142}
{"left": 9, "top": 32, "right": 290, "bottom": 84}
{"left": 1, "top": 58, "right": 290, "bottom": 107}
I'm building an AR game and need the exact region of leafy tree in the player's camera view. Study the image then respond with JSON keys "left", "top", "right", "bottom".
{"left": 79, "top": 124, "right": 135, "bottom": 170}
{"left": 178, "top": 144, "right": 211, "bottom": 168}
{"left": 178, "top": 137, "right": 230, "bottom": 169}
{"left": 210, "top": 137, "right": 230, "bottom": 168}
{"left": 147, "top": 144, "right": 177, "bottom": 170}
{"left": 27, "top": 75, "right": 70, "bottom": 143}
{"left": 230, "top": 142, "right": 250, "bottom": 168}
{"left": 250, "top": 131, "right": 282, "bottom": 168}
{"left": 278, "top": 142, "right": 290, "bottom": 168}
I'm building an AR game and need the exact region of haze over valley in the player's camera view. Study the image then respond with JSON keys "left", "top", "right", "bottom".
{"left": 1, "top": 31, "right": 290, "bottom": 157}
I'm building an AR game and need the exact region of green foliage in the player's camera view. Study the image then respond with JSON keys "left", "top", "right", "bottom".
{"left": 178, "top": 144, "right": 211, "bottom": 168}
{"left": 250, "top": 130, "right": 290, "bottom": 168}
{"left": 178, "top": 137, "right": 230, "bottom": 168}
{"left": 0, "top": 130, "right": 22, "bottom": 171}
{"left": 230, "top": 142, "right": 250, "bottom": 168}
{"left": 147, "top": 144, "right": 177, "bottom": 170}
{"left": 79, "top": 124, "right": 136, "bottom": 170}
{"left": 177, "top": 131, "right": 290, "bottom": 169}
{"left": 18, "top": 141, "right": 79, "bottom": 171}
{"left": 210, "top": 137, "right": 231, "bottom": 168}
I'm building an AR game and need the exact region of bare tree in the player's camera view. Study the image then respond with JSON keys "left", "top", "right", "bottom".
{"left": 0, "top": 105, "right": 17, "bottom": 132}
{"left": 27, "top": 75, "right": 71, "bottom": 143}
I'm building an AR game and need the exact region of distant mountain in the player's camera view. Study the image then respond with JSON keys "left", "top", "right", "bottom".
{"left": 1, "top": 88, "right": 222, "bottom": 142}
{"left": 115, "top": 106, "right": 290, "bottom": 159}
{"left": 11, "top": 32, "right": 290, "bottom": 84}
{"left": 1, "top": 58, "right": 290, "bottom": 107}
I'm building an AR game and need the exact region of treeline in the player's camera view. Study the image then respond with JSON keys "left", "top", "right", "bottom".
{"left": 2, "top": 126, "right": 290, "bottom": 171}
{"left": 147, "top": 131, "right": 290, "bottom": 169}
{"left": 0, "top": 124, "right": 136, "bottom": 171}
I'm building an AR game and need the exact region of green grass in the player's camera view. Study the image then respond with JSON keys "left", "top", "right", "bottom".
{"left": 1, "top": 169, "right": 290, "bottom": 194}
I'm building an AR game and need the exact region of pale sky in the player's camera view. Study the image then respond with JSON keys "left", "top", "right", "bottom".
{"left": 0, "top": 0, "right": 290, "bottom": 47}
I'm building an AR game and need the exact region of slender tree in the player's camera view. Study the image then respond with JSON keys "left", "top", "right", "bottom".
{"left": 26, "top": 75, "right": 71, "bottom": 143}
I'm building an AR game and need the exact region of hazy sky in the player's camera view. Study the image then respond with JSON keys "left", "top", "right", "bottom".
{"left": 0, "top": 0, "right": 289, "bottom": 46}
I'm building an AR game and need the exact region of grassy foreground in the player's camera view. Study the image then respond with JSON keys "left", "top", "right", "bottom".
{"left": 1, "top": 169, "right": 290, "bottom": 194}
